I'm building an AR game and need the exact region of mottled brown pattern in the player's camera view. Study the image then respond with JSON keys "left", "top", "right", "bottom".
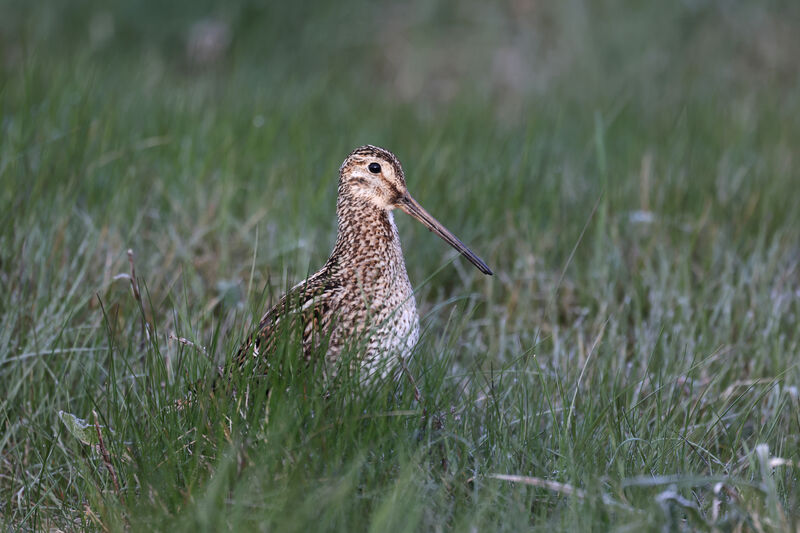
{"left": 233, "top": 145, "right": 492, "bottom": 380}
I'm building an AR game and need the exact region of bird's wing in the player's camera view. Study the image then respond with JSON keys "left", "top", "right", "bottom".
{"left": 231, "top": 274, "right": 341, "bottom": 374}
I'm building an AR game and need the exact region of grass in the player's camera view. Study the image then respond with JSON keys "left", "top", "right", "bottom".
{"left": 2, "top": 0, "right": 799, "bottom": 530}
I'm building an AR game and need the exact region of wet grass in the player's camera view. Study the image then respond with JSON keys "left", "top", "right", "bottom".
{"left": 1, "top": 0, "right": 799, "bottom": 530}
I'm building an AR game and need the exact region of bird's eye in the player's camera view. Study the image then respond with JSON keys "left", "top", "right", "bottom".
{"left": 368, "top": 162, "right": 381, "bottom": 174}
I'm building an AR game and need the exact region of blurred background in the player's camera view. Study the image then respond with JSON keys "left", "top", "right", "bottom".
{"left": 5, "top": 0, "right": 799, "bottom": 104}
{"left": 3, "top": 0, "right": 799, "bottom": 359}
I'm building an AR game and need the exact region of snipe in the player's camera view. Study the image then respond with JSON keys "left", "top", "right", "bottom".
{"left": 235, "top": 145, "right": 492, "bottom": 379}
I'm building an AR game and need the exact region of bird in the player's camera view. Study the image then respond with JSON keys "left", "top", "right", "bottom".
{"left": 233, "top": 145, "right": 492, "bottom": 381}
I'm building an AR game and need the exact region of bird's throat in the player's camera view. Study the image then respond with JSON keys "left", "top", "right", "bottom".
{"left": 332, "top": 197, "right": 404, "bottom": 273}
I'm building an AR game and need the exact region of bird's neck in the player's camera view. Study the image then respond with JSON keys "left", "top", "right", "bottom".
{"left": 331, "top": 196, "right": 404, "bottom": 269}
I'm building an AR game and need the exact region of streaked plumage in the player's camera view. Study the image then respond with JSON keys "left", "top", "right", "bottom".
{"left": 234, "top": 145, "right": 491, "bottom": 379}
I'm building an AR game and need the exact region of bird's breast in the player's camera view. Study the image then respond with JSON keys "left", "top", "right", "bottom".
{"left": 325, "top": 210, "right": 421, "bottom": 377}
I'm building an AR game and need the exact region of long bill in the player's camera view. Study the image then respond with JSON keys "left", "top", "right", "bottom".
{"left": 397, "top": 194, "right": 493, "bottom": 275}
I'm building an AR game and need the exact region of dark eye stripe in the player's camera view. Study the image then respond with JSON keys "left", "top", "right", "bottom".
{"left": 368, "top": 162, "right": 381, "bottom": 174}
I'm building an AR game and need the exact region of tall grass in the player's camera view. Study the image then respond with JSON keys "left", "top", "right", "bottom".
{"left": 1, "top": 0, "right": 799, "bottom": 530}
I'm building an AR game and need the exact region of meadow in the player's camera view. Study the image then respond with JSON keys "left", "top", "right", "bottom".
{"left": 1, "top": 0, "right": 799, "bottom": 530}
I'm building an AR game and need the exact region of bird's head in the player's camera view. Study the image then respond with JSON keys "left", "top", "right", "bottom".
{"left": 339, "top": 145, "right": 408, "bottom": 209}
{"left": 338, "top": 145, "right": 492, "bottom": 275}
